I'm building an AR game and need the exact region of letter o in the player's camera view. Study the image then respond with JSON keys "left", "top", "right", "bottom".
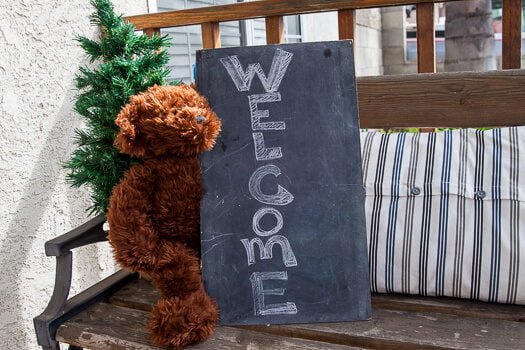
{"left": 252, "top": 207, "right": 283, "bottom": 237}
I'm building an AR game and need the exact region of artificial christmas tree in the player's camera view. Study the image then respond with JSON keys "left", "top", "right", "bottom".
{"left": 65, "top": 0, "right": 171, "bottom": 214}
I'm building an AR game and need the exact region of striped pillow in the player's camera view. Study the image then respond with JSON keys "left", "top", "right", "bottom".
{"left": 361, "top": 128, "right": 524, "bottom": 304}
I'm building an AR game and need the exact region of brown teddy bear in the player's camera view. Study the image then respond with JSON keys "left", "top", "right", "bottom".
{"left": 107, "top": 84, "right": 222, "bottom": 349}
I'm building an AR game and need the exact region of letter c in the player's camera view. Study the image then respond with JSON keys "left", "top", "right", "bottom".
{"left": 248, "top": 164, "right": 294, "bottom": 205}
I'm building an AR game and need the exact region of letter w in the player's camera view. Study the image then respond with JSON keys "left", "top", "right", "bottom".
{"left": 220, "top": 49, "right": 293, "bottom": 92}
{"left": 241, "top": 235, "right": 298, "bottom": 267}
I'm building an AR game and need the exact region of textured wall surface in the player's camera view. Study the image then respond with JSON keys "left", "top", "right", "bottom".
{"left": 0, "top": 1, "right": 148, "bottom": 349}
{"left": 301, "top": 10, "right": 383, "bottom": 76}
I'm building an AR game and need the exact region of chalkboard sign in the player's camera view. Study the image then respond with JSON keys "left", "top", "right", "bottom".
{"left": 197, "top": 41, "right": 370, "bottom": 325}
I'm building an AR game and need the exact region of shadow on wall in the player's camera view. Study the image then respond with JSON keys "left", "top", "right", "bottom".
{"left": 0, "top": 79, "right": 116, "bottom": 347}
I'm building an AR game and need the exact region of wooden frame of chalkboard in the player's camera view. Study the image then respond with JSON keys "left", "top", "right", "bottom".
{"left": 197, "top": 41, "right": 371, "bottom": 326}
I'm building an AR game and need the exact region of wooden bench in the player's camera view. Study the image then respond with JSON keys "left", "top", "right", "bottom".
{"left": 34, "top": 0, "right": 525, "bottom": 349}
{"left": 34, "top": 215, "right": 525, "bottom": 349}
{"left": 58, "top": 276, "right": 525, "bottom": 349}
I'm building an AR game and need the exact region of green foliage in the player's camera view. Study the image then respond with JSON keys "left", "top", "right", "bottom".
{"left": 381, "top": 128, "right": 421, "bottom": 134}
{"left": 65, "top": 0, "right": 171, "bottom": 215}
{"left": 380, "top": 127, "right": 494, "bottom": 133}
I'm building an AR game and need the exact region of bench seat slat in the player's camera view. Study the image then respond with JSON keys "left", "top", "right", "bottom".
{"left": 247, "top": 309, "right": 525, "bottom": 350}
{"left": 59, "top": 291, "right": 525, "bottom": 350}
{"left": 372, "top": 294, "right": 525, "bottom": 322}
{"left": 110, "top": 278, "right": 525, "bottom": 323}
{"left": 57, "top": 277, "right": 525, "bottom": 349}
{"left": 57, "top": 302, "right": 160, "bottom": 350}
{"left": 56, "top": 302, "right": 362, "bottom": 350}
{"left": 103, "top": 278, "right": 525, "bottom": 349}
{"left": 109, "top": 278, "right": 158, "bottom": 311}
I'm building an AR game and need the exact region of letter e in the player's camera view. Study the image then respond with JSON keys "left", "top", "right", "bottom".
{"left": 250, "top": 271, "right": 298, "bottom": 316}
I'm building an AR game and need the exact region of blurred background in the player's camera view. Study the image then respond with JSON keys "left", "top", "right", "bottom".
{"left": 157, "top": 0, "right": 524, "bottom": 80}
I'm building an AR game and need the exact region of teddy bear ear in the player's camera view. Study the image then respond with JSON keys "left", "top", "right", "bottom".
{"left": 189, "top": 83, "right": 199, "bottom": 92}
{"left": 114, "top": 102, "right": 147, "bottom": 157}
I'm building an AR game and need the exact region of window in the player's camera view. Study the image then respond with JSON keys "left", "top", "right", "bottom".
{"left": 240, "top": 16, "right": 302, "bottom": 45}
{"left": 155, "top": 0, "right": 302, "bottom": 82}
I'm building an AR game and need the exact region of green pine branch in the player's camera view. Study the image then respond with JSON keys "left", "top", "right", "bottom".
{"left": 65, "top": 0, "right": 173, "bottom": 215}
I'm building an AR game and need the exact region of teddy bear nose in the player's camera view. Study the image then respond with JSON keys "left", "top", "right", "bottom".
{"left": 195, "top": 115, "right": 206, "bottom": 123}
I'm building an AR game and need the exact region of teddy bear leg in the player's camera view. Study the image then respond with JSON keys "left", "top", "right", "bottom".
{"left": 149, "top": 289, "right": 219, "bottom": 349}
{"left": 148, "top": 243, "right": 219, "bottom": 349}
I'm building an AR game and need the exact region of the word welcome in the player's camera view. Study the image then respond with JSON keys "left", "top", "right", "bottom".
{"left": 221, "top": 49, "right": 298, "bottom": 316}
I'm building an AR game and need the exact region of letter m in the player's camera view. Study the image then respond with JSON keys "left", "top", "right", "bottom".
{"left": 241, "top": 235, "right": 298, "bottom": 267}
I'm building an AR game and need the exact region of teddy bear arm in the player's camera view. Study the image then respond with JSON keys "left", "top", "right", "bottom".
{"left": 108, "top": 165, "right": 166, "bottom": 271}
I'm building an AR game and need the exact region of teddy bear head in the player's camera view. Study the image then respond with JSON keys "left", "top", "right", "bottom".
{"left": 114, "top": 84, "right": 221, "bottom": 158}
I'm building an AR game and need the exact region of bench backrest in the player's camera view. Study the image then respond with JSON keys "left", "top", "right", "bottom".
{"left": 124, "top": 0, "right": 525, "bottom": 128}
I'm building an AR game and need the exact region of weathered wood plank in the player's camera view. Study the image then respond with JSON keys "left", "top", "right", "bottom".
{"left": 338, "top": 9, "right": 356, "bottom": 41}
{"left": 57, "top": 303, "right": 161, "bottom": 350}
{"left": 125, "top": 0, "right": 463, "bottom": 30}
{"left": 105, "top": 279, "right": 525, "bottom": 349}
{"left": 414, "top": 2, "right": 436, "bottom": 132}
{"left": 372, "top": 293, "right": 525, "bottom": 322}
{"left": 111, "top": 278, "right": 525, "bottom": 323}
{"left": 416, "top": 3, "right": 436, "bottom": 73}
{"left": 357, "top": 69, "right": 525, "bottom": 128}
{"left": 246, "top": 308, "right": 525, "bottom": 349}
{"left": 265, "top": 16, "right": 285, "bottom": 44}
{"left": 57, "top": 303, "right": 363, "bottom": 350}
{"left": 201, "top": 22, "right": 221, "bottom": 49}
{"left": 109, "top": 277, "right": 158, "bottom": 312}
{"left": 502, "top": 0, "right": 522, "bottom": 69}
{"left": 143, "top": 28, "right": 160, "bottom": 38}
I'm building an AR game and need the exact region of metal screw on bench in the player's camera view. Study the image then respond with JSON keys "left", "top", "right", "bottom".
{"left": 411, "top": 187, "right": 421, "bottom": 195}
{"left": 475, "top": 190, "right": 486, "bottom": 199}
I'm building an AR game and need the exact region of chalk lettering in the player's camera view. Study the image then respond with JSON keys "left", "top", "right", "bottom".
{"left": 248, "top": 164, "right": 294, "bottom": 205}
{"left": 241, "top": 235, "right": 298, "bottom": 267}
{"left": 252, "top": 207, "right": 283, "bottom": 237}
{"left": 250, "top": 271, "right": 298, "bottom": 316}
{"left": 220, "top": 49, "right": 293, "bottom": 92}
{"left": 249, "top": 92, "right": 285, "bottom": 131}
{"left": 252, "top": 132, "right": 282, "bottom": 161}
{"left": 221, "top": 48, "right": 298, "bottom": 318}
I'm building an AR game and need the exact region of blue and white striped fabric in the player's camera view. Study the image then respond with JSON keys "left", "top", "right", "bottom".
{"left": 361, "top": 128, "right": 524, "bottom": 304}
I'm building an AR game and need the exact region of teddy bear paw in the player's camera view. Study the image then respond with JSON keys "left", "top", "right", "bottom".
{"left": 149, "top": 291, "right": 219, "bottom": 349}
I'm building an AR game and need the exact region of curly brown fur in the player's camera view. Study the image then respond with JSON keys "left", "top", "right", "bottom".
{"left": 149, "top": 292, "right": 218, "bottom": 349}
{"left": 107, "top": 84, "right": 221, "bottom": 349}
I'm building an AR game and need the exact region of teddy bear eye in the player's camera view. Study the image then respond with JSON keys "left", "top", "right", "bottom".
{"left": 195, "top": 115, "right": 206, "bottom": 123}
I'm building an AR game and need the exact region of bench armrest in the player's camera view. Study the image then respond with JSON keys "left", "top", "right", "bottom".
{"left": 35, "top": 214, "right": 118, "bottom": 350}
{"left": 45, "top": 215, "right": 108, "bottom": 256}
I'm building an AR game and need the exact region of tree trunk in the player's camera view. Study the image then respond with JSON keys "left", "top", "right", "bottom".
{"left": 445, "top": 0, "right": 496, "bottom": 71}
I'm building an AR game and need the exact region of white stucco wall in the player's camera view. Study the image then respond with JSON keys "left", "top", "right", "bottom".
{"left": 0, "top": 1, "right": 149, "bottom": 349}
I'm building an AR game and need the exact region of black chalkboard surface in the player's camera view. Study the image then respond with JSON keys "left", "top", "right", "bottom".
{"left": 197, "top": 41, "right": 370, "bottom": 326}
